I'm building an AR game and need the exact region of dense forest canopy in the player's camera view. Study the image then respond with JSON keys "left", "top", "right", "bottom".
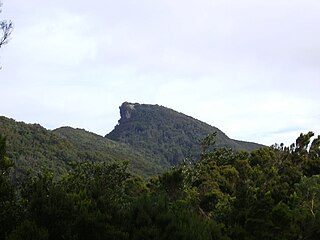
{"left": 0, "top": 131, "right": 319, "bottom": 239}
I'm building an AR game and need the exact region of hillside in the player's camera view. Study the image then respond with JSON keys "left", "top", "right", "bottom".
{"left": 0, "top": 116, "right": 162, "bottom": 178}
{"left": 106, "top": 102, "right": 264, "bottom": 166}
{"left": 53, "top": 127, "right": 163, "bottom": 176}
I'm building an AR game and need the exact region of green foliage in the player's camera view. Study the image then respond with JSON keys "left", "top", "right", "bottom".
{"left": 128, "top": 193, "right": 218, "bottom": 240}
{"left": 154, "top": 131, "right": 320, "bottom": 240}
{"left": 294, "top": 175, "right": 320, "bottom": 239}
{"left": 2, "top": 119, "right": 320, "bottom": 239}
{"left": 0, "top": 134, "right": 20, "bottom": 239}
{"left": 201, "top": 132, "right": 217, "bottom": 153}
{"left": 18, "top": 161, "right": 134, "bottom": 240}
{"left": 54, "top": 127, "right": 164, "bottom": 176}
{"left": 7, "top": 220, "right": 48, "bottom": 240}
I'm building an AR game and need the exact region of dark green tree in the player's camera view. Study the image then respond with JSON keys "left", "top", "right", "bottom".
{"left": 0, "top": 135, "right": 18, "bottom": 239}
{"left": 294, "top": 175, "right": 320, "bottom": 239}
{"left": 7, "top": 220, "right": 49, "bottom": 240}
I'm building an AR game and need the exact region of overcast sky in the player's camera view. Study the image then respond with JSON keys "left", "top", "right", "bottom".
{"left": 1, "top": 0, "right": 319, "bottom": 146}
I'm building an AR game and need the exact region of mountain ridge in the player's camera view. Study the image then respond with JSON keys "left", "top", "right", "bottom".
{"left": 106, "top": 102, "right": 264, "bottom": 166}
{"left": 0, "top": 102, "right": 264, "bottom": 179}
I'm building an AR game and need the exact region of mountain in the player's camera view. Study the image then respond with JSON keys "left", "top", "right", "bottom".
{"left": 106, "top": 102, "right": 264, "bottom": 166}
{"left": 0, "top": 103, "right": 263, "bottom": 180}
{"left": 0, "top": 116, "right": 163, "bottom": 179}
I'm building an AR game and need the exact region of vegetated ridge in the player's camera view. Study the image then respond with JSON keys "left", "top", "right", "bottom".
{"left": 0, "top": 116, "right": 163, "bottom": 179}
{"left": 0, "top": 102, "right": 263, "bottom": 179}
{"left": 106, "top": 102, "right": 264, "bottom": 167}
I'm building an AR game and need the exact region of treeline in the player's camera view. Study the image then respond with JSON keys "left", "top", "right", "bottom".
{"left": 0, "top": 132, "right": 320, "bottom": 239}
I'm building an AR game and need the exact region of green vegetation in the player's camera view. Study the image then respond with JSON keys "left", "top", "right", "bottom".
{"left": 107, "top": 102, "right": 263, "bottom": 166}
{"left": 0, "top": 117, "right": 163, "bottom": 179}
{"left": 0, "top": 131, "right": 319, "bottom": 239}
{"left": 53, "top": 127, "right": 164, "bottom": 176}
{"left": 1, "top": 104, "right": 319, "bottom": 238}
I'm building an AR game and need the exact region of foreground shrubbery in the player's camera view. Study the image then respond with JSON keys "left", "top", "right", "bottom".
{"left": 0, "top": 132, "right": 320, "bottom": 239}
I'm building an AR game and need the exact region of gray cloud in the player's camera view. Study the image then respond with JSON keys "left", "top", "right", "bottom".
{"left": 1, "top": 0, "right": 319, "bottom": 145}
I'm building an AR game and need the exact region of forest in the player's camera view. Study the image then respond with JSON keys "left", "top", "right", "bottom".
{"left": 1, "top": 131, "right": 319, "bottom": 240}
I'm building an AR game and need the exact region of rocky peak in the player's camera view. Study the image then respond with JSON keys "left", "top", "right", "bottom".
{"left": 119, "top": 102, "right": 139, "bottom": 122}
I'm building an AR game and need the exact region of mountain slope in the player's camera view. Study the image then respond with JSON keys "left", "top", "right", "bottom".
{"left": 0, "top": 116, "right": 162, "bottom": 178}
{"left": 53, "top": 127, "right": 164, "bottom": 176}
{"left": 106, "top": 102, "right": 264, "bottom": 166}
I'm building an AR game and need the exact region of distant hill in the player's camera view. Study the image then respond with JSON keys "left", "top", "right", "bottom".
{"left": 106, "top": 102, "right": 264, "bottom": 166}
{"left": 53, "top": 127, "right": 163, "bottom": 176}
{"left": 0, "top": 116, "right": 163, "bottom": 179}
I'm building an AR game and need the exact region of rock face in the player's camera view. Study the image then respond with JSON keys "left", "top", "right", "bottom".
{"left": 119, "top": 102, "right": 139, "bottom": 123}
{"left": 107, "top": 102, "right": 264, "bottom": 167}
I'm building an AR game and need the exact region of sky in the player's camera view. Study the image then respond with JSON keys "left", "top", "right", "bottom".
{"left": 0, "top": 0, "right": 319, "bottom": 146}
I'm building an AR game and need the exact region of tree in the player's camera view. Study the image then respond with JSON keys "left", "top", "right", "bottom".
{"left": 0, "top": 134, "right": 18, "bottom": 239}
{"left": 7, "top": 220, "right": 49, "bottom": 240}
{"left": 0, "top": 1, "right": 13, "bottom": 49}
{"left": 294, "top": 175, "right": 320, "bottom": 239}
